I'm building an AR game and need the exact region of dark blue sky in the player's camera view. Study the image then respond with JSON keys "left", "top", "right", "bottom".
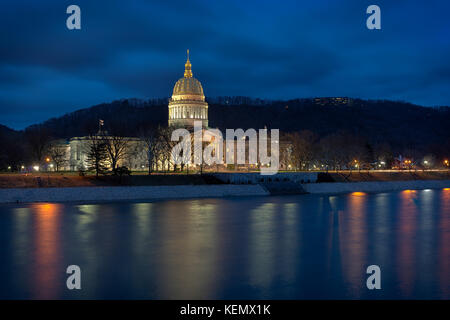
{"left": 1, "top": 0, "right": 450, "bottom": 129}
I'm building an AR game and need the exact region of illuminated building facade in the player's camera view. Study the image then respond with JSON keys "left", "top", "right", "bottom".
{"left": 168, "top": 50, "right": 209, "bottom": 128}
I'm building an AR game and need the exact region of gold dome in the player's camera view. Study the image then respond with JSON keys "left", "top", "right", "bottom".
{"left": 172, "top": 49, "right": 204, "bottom": 98}
{"left": 168, "top": 50, "right": 208, "bottom": 128}
{"left": 173, "top": 77, "right": 204, "bottom": 97}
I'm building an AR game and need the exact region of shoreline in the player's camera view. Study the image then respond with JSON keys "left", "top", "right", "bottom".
{"left": 0, "top": 179, "right": 449, "bottom": 204}
{"left": 0, "top": 185, "right": 269, "bottom": 204}
{"left": 302, "top": 179, "right": 450, "bottom": 194}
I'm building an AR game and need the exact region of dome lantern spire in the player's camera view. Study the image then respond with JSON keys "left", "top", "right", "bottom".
{"left": 184, "top": 49, "right": 193, "bottom": 78}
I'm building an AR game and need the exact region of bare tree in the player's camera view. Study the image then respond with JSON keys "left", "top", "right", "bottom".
{"left": 25, "top": 125, "right": 51, "bottom": 165}
{"left": 288, "top": 130, "right": 317, "bottom": 170}
{"left": 346, "top": 135, "right": 369, "bottom": 172}
{"left": 374, "top": 142, "right": 393, "bottom": 167}
{"left": 48, "top": 141, "right": 68, "bottom": 171}
{"left": 159, "top": 126, "right": 177, "bottom": 173}
{"left": 138, "top": 126, "right": 160, "bottom": 174}
{"left": 105, "top": 135, "right": 128, "bottom": 171}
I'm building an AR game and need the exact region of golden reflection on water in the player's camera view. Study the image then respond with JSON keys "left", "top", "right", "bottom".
{"left": 339, "top": 192, "right": 367, "bottom": 298}
{"left": 397, "top": 190, "right": 418, "bottom": 296}
{"left": 351, "top": 192, "right": 367, "bottom": 196}
{"left": 3, "top": 188, "right": 449, "bottom": 299}
{"left": 155, "top": 200, "right": 220, "bottom": 299}
{"left": 32, "top": 203, "right": 62, "bottom": 299}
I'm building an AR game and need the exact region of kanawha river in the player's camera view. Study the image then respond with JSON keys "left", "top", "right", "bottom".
{"left": 0, "top": 189, "right": 449, "bottom": 299}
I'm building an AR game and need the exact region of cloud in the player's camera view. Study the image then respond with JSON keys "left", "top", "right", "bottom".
{"left": 0, "top": 0, "right": 450, "bottom": 129}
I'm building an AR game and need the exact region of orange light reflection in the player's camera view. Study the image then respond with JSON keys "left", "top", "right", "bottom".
{"left": 32, "top": 203, "right": 62, "bottom": 299}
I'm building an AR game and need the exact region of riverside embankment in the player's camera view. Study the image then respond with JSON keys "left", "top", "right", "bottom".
{"left": 0, "top": 171, "right": 449, "bottom": 204}
{"left": 0, "top": 185, "right": 269, "bottom": 204}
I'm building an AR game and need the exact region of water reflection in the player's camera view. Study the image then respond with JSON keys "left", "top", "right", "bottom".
{"left": 249, "top": 203, "right": 276, "bottom": 295}
{"left": 32, "top": 203, "right": 63, "bottom": 299}
{"left": 0, "top": 189, "right": 449, "bottom": 299}
{"left": 280, "top": 202, "right": 299, "bottom": 285}
{"left": 439, "top": 189, "right": 450, "bottom": 298}
{"left": 150, "top": 200, "right": 220, "bottom": 299}
{"left": 339, "top": 192, "right": 368, "bottom": 298}
{"left": 396, "top": 190, "right": 418, "bottom": 296}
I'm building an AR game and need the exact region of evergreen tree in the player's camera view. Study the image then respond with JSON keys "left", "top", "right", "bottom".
{"left": 86, "top": 135, "right": 109, "bottom": 177}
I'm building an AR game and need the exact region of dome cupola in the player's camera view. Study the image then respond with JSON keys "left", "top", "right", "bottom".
{"left": 168, "top": 50, "right": 208, "bottom": 128}
{"left": 172, "top": 49, "right": 205, "bottom": 99}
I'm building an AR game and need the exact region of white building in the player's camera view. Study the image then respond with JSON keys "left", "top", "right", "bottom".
{"left": 68, "top": 134, "right": 147, "bottom": 171}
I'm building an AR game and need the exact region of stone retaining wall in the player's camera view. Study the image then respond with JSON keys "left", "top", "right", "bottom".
{"left": 0, "top": 185, "right": 269, "bottom": 204}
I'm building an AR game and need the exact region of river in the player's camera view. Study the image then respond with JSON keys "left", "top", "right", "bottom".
{"left": 0, "top": 189, "right": 449, "bottom": 299}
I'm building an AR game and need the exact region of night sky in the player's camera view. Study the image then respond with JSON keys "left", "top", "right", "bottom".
{"left": 1, "top": 0, "right": 450, "bottom": 129}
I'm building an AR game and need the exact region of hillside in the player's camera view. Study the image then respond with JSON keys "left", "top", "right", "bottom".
{"left": 1, "top": 97, "right": 449, "bottom": 170}
{"left": 26, "top": 97, "right": 450, "bottom": 154}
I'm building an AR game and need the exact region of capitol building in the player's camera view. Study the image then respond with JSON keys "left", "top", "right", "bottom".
{"left": 50, "top": 51, "right": 286, "bottom": 173}
{"left": 168, "top": 50, "right": 208, "bottom": 128}
{"left": 66, "top": 50, "right": 210, "bottom": 171}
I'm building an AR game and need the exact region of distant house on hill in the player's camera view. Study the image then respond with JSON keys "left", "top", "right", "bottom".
{"left": 314, "top": 97, "right": 352, "bottom": 106}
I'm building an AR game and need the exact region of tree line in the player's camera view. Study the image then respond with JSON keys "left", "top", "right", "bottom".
{"left": 1, "top": 97, "right": 449, "bottom": 172}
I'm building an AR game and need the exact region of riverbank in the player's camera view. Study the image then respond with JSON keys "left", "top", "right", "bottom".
{"left": 0, "top": 173, "right": 223, "bottom": 188}
{"left": 0, "top": 172, "right": 449, "bottom": 204}
{"left": 0, "top": 185, "right": 269, "bottom": 204}
{"left": 303, "top": 179, "right": 450, "bottom": 194}
{"left": 1, "top": 170, "right": 448, "bottom": 189}
{"left": 0, "top": 179, "right": 449, "bottom": 204}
